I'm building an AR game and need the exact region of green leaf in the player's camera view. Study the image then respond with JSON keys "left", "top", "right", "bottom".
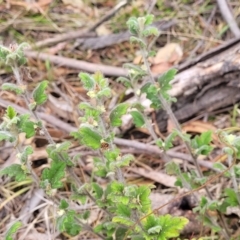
{"left": 55, "top": 141, "right": 72, "bottom": 152}
{"left": 158, "top": 215, "right": 189, "bottom": 238}
{"left": 32, "top": 80, "right": 49, "bottom": 105}
{"left": 142, "top": 26, "right": 159, "bottom": 37}
{"left": 0, "top": 164, "right": 26, "bottom": 181}
{"left": 18, "top": 114, "right": 35, "bottom": 138}
{"left": 116, "top": 203, "right": 131, "bottom": 217}
{"left": 224, "top": 188, "right": 239, "bottom": 206}
{"left": 59, "top": 199, "right": 69, "bottom": 209}
{"left": 112, "top": 216, "right": 134, "bottom": 226}
{"left": 165, "top": 162, "right": 180, "bottom": 175}
{"left": 147, "top": 225, "right": 162, "bottom": 234}
{"left": 144, "top": 14, "right": 154, "bottom": 25}
{"left": 19, "top": 146, "right": 33, "bottom": 164}
{"left": 79, "top": 72, "right": 95, "bottom": 90}
{"left": 130, "top": 111, "right": 145, "bottom": 127}
{"left": 2, "top": 83, "right": 24, "bottom": 95}
{"left": 137, "top": 186, "right": 151, "bottom": 212}
{"left": 0, "top": 45, "right": 11, "bottom": 60}
{"left": 110, "top": 181, "right": 124, "bottom": 192}
{"left": 158, "top": 69, "right": 177, "bottom": 86}
{"left": 77, "top": 126, "right": 102, "bottom": 149}
{"left": 6, "top": 106, "right": 17, "bottom": 119}
{"left": 0, "top": 131, "right": 15, "bottom": 142}
{"left": 141, "top": 83, "right": 161, "bottom": 109}
{"left": 110, "top": 103, "right": 129, "bottom": 127}
{"left": 57, "top": 210, "right": 81, "bottom": 236}
{"left": 5, "top": 221, "right": 22, "bottom": 240}
{"left": 130, "top": 36, "right": 146, "bottom": 47}
{"left": 116, "top": 154, "right": 134, "bottom": 167}
{"left": 92, "top": 182, "right": 103, "bottom": 199}
{"left": 41, "top": 160, "right": 66, "bottom": 189}
{"left": 97, "top": 87, "right": 111, "bottom": 98}
{"left": 117, "top": 77, "right": 132, "bottom": 88}
{"left": 127, "top": 17, "right": 139, "bottom": 35}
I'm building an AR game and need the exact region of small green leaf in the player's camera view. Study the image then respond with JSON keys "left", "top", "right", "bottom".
{"left": 79, "top": 72, "right": 95, "bottom": 90}
{"left": 19, "top": 146, "right": 33, "bottom": 164}
{"left": 147, "top": 225, "right": 162, "bottom": 234}
{"left": 77, "top": 126, "right": 102, "bottom": 149}
{"left": 110, "top": 103, "right": 129, "bottom": 127}
{"left": 116, "top": 203, "right": 131, "bottom": 217}
{"left": 130, "top": 36, "right": 146, "bottom": 47}
{"left": 2, "top": 83, "right": 24, "bottom": 95}
{"left": 142, "top": 26, "right": 159, "bottom": 37}
{"left": 92, "top": 182, "right": 103, "bottom": 199}
{"left": 41, "top": 160, "right": 66, "bottom": 189}
{"left": 224, "top": 188, "right": 239, "bottom": 206}
{"left": 165, "top": 161, "right": 180, "bottom": 175}
{"left": 6, "top": 106, "right": 17, "bottom": 119}
{"left": 97, "top": 87, "right": 111, "bottom": 98}
{"left": 141, "top": 83, "right": 161, "bottom": 109}
{"left": 57, "top": 210, "right": 81, "bottom": 236}
{"left": 5, "top": 221, "right": 22, "bottom": 240}
{"left": 117, "top": 77, "right": 132, "bottom": 88}
{"left": 158, "top": 215, "right": 189, "bottom": 238}
{"left": 112, "top": 216, "right": 134, "bottom": 226}
{"left": 0, "top": 45, "right": 11, "bottom": 60}
{"left": 127, "top": 17, "right": 139, "bottom": 35}
{"left": 0, "top": 131, "right": 15, "bottom": 142}
{"left": 18, "top": 114, "right": 35, "bottom": 138}
{"left": 130, "top": 111, "right": 145, "bottom": 127}
{"left": 0, "top": 164, "right": 26, "bottom": 181}
{"left": 158, "top": 69, "right": 177, "bottom": 85}
{"left": 59, "top": 199, "right": 69, "bottom": 209}
{"left": 144, "top": 14, "right": 154, "bottom": 25}
{"left": 56, "top": 141, "right": 72, "bottom": 152}
{"left": 32, "top": 80, "right": 49, "bottom": 105}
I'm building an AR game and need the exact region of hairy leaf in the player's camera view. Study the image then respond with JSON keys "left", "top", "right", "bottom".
{"left": 110, "top": 103, "right": 129, "bottom": 127}
{"left": 32, "top": 80, "right": 49, "bottom": 105}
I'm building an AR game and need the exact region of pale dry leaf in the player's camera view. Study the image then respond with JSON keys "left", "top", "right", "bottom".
{"left": 129, "top": 167, "right": 177, "bottom": 188}
{"left": 62, "top": 0, "right": 84, "bottom": 8}
{"left": 150, "top": 43, "right": 183, "bottom": 74}
{"left": 96, "top": 25, "right": 112, "bottom": 36}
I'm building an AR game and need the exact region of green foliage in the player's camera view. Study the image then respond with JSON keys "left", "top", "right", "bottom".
{"left": 2, "top": 13, "right": 235, "bottom": 240}
{"left": 32, "top": 80, "right": 49, "bottom": 106}
{"left": 40, "top": 159, "right": 66, "bottom": 190}
{"left": 0, "top": 131, "right": 15, "bottom": 142}
{"left": 18, "top": 146, "right": 33, "bottom": 164}
{"left": 0, "top": 43, "right": 29, "bottom": 66}
{"left": 191, "top": 131, "right": 213, "bottom": 155}
{"left": 0, "top": 164, "right": 27, "bottom": 181}
{"left": 18, "top": 114, "right": 36, "bottom": 138}
{"left": 141, "top": 83, "right": 162, "bottom": 109}
{"left": 110, "top": 103, "right": 129, "bottom": 127}
{"left": 5, "top": 221, "right": 22, "bottom": 240}
{"left": 2, "top": 83, "right": 24, "bottom": 95}
{"left": 57, "top": 210, "right": 82, "bottom": 236}
{"left": 143, "top": 215, "right": 188, "bottom": 240}
{"left": 130, "top": 111, "right": 145, "bottom": 127}
{"left": 6, "top": 106, "right": 17, "bottom": 119}
{"left": 72, "top": 125, "right": 102, "bottom": 150}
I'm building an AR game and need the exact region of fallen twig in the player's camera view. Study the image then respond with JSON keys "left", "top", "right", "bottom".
{"left": 24, "top": 50, "right": 127, "bottom": 77}
{"left": 216, "top": 0, "right": 240, "bottom": 37}
{"left": 0, "top": 98, "right": 216, "bottom": 170}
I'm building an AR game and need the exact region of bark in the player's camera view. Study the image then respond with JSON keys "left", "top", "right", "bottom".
{"left": 156, "top": 37, "right": 240, "bottom": 130}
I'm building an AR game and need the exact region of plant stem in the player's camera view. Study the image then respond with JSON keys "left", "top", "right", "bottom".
{"left": 11, "top": 65, "right": 110, "bottom": 231}
{"left": 227, "top": 155, "right": 240, "bottom": 204}
{"left": 140, "top": 42, "right": 230, "bottom": 238}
